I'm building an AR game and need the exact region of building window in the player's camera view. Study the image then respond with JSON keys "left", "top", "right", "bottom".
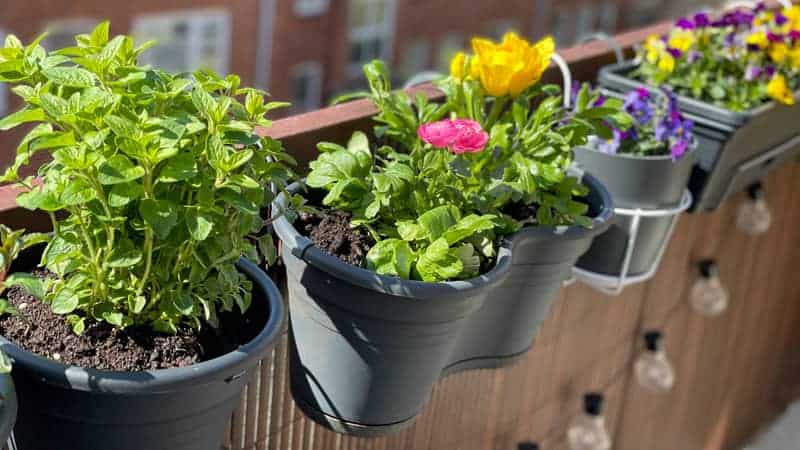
{"left": 132, "top": 10, "right": 231, "bottom": 75}
{"left": 532, "top": 0, "right": 553, "bottom": 40}
{"left": 294, "top": 0, "right": 330, "bottom": 17}
{"left": 400, "top": 39, "right": 430, "bottom": 81}
{"left": 42, "top": 19, "right": 96, "bottom": 51}
{"left": 486, "top": 19, "right": 521, "bottom": 40}
{"left": 553, "top": 9, "right": 575, "bottom": 47}
{"left": 0, "top": 29, "right": 6, "bottom": 116}
{"left": 289, "top": 62, "right": 323, "bottom": 113}
{"left": 575, "top": 3, "right": 596, "bottom": 42}
{"left": 348, "top": 0, "right": 395, "bottom": 75}
{"left": 600, "top": 1, "right": 619, "bottom": 32}
{"left": 437, "top": 33, "right": 464, "bottom": 72}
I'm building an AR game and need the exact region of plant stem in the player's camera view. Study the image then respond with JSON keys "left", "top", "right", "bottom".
{"left": 486, "top": 98, "right": 508, "bottom": 129}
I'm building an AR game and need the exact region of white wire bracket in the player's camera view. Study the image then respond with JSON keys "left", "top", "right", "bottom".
{"left": 551, "top": 53, "right": 573, "bottom": 109}
{"left": 573, "top": 190, "right": 693, "bottom": 296}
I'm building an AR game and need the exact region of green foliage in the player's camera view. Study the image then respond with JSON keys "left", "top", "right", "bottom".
{"left": 0, "top": 224, "right": 49, "bottom": 297}
{"left": 304, "top": 62, "right": 624, "bottom": 282}
{"left": 0, "top": 23, "right": 296, "bottom": 334}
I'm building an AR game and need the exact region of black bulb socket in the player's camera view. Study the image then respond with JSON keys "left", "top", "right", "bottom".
{"left": 698, "top": 259, "right": 719, "bottom": 279}
{"left": 644, "top": 330, "right": 663, "bottom": 352}
{"left": 584, "top": 392, "right": 604, "bottom": 416}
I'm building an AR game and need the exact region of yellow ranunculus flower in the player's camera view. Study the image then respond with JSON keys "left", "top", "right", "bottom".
{"left": 470, "top": 32, "right": 554, "bottom": 97}
{"left": 770, "top": 43, "right": 789, "bottom": 64}
{"left": 747, "top": 32, "right": 769, "bottom": 50}
{"left": 767, "top": 74, "right": 795, "bottom": 105}
{"left": 668, "top": 31, "right": 695, "bottom": 53}
{"left": 658, "top": 51, "right": 675, "bottom": 73}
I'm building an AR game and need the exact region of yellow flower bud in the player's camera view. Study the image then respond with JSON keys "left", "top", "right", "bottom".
{"left": 450, "top": 52, "right": 468, "bottom": 80}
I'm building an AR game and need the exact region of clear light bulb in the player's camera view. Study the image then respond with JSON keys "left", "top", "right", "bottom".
{"left": 736, "top": 183, "right": 771, "bottom": 236}
{"left": 690, "top": 260, "right": 728, "bottom": 317}
{"left": 567, "top": 393, "right": 612, "bottom": 450}
{"left": 635, "top": 331, "right": 675, "bottom": 393}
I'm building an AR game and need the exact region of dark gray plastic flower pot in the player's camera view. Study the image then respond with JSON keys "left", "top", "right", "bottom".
{"left": 599, "top": 61, "right": 800, "bottom": 212}
{"left": 0, "top": 258, "right": 284, "bottom": 450}
{"left": 0, "top": 374, "right": 16, "bottom": 446}
{"left": 574, "top": 147, "right": 695, "bottom": 277}
{"left": 272, "top": 175, "right": 613, "bottom": 437}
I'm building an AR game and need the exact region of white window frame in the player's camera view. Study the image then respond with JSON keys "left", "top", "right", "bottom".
{"left": 347, "top": 0, "right": 396, "bottom": 78}
{"left": 294, "top": 0, "right": 330, "bottom": 17}
{"left": 42, "top": 18, "right": 97, "bottom": 51}
{"left": 600, "top": 1, "right": 619, "bottom": 32}
{"left": 289, "top": 61, "right": 324, "bottom": 113}
{"left": 400, "top": 38, "right": 430, "bottom": 81}
{"left": 132, "top": 9, "right": 232, "bottom": 75}
{"left": 0, "top": 28, "right": 6, "bottom": 116}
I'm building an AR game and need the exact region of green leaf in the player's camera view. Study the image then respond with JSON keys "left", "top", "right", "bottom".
{"left": 128, "top": 295, "right": 146, "bottom": 315}
{"left": 42, "top": 66, "right": 97, "bottom": 88}
{"left": 104, "top": 115, "right": 138, "bottom": 138}
{"left": 90, "top": 21, "right": 110, "bottom": 46}
{"left": 415, "top": 238, "right": 463, "bottom": 282}
{"left": 60, "top": 178, "right": 96, "bottom": 206}
{"left": 29, "top": 131, "right": 75, "bottom": 154}
{"left": 417, "top": 206, "right": 460, "bottom": 242}
{"left": 174, "top": 293, "right": 194, "bottom": 316}
{"left": 108, "top": 182, "right": 143, "bottom": 207}
{"left": 66, "top": 314, "right": 86, "bottom": 335}
{"left": 16, "top": 187, "right": 62, "bottom": 212}
{"left": 186, "top": 208, "right": 214, "bottom": 241}
{"left": 51, "top": 288, "right": 79, "bottom": 314}
{"left": 139, "top": 198, "right": 179, "bottom": 239}
{"left": 257, "top": 235, "right": 278, "bottom": 266}
{"left": 4, "top": 273, "right": 45, "bottom": 299}
{"left": 442, "top": 214, "right": 497, "bottom": 246}
{"left": 107, "top": 239, "right": 143, "bottom": 268}
{"left": 0, "top": 108, "right": 45, "bottom": 130}
{"left": 158, "top": 153, "right": 197, "bottom": 183}
{"left": 98, "top": 155, "right": 145, "bottom": 185}
{"left": 0, "top": 299, "right": 19, "bottom": 317}
{"left": 366, "top": 239, "right": 414, "bottom": 280}
{"left": 191, "top": 87, "right": 217, "bottom": 121}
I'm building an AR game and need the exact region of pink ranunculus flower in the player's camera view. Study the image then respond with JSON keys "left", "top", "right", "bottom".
{"left": 417, "top": 119, "right": 488, "bottom": 154}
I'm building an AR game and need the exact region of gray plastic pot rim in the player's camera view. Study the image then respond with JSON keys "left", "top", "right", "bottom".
{"left": 0, "top": 257, "right": 284, "bottom": 394}
{"left": 600, "top": 61, "right": 799, "bottom": 121}
{"left": 576, "top": 141, "right": 699, "bottom": 162}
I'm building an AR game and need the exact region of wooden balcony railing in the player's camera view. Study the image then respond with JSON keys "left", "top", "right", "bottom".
{"left": 2, "top": 17, "right": 800, "bottom": 450}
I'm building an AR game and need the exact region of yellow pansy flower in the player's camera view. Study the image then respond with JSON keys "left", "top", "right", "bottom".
{"left": 747, "top": 32, "right": 769, "bottom": 50}
{"left": 770, "top": 43, "right": 789, "bottom": 64}
{"left": 767, "top": 74, "right": 795, "bottom": 105}
{"left": 658, "top": 51, "right": 676, "bottom": 73}
{"left": 790, "top": 47, "right": 800, "bottom": 70}
{"left": 784, "top": 6, "right": 800, "bottom": 28}
{"left": 643, "top": 34, "right": 663, "bottom": 64}
{"left": 754, "top": 11, "right": 774, "bottom": 26}
{"left": 470, "top": 32, "right": 555, "bottom": 97}
{"left": 668, "top": 31, "right": 695, "bottom": 53}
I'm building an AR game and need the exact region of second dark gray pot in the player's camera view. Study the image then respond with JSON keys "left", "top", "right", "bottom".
{"left": 575, "top": 147, "right": 695, "bottom": 277}
{"left": 273, "top": 175, "right": 613, "bottom": 436}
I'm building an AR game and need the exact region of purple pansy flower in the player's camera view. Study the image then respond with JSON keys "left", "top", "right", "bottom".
{"left": 676, "top": 17, "right": 696, "bottom": 30}
{"left": 754, "top": 2, "right": 767, "bottom": 14}
{"left": 745, "top": 64, "right": 763, "bottom": 81}
{"left": 768, "top": 32, "right": 784, "bottom": 43}
{"left": 667, "top": 47, "right": 683, "bottom": 58}
{"left": 776, "top": 13, "right": 789, "bottom": 26}
{"left": 671, "top": 139, "right": 690, "bottom": 161}
{"left": 789, "top": 30, "right": 800, "bottom": 42}
{"left": 694, "top": 12, "right": 711, "bottom": 28}
{"left": 766, "top": 65, "right": 777, "bottom": 77}
{"left": 687, "top": 50, "right": 702, "bottom": 63}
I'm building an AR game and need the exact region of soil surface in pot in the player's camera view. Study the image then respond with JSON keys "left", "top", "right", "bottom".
{"left": 296, "top": 209, "right": 374, "bottom": 267}
{"left": 0, "top": 270, "right": 268, "bottom": 372}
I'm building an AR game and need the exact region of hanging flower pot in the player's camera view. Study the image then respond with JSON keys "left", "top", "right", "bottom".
{"left": 273, "top": 32, "right": 617, "bottom": 436}
{"left": 0, "top": 23, "right": 292, "bottom": 450}
{"left": 574, "top": 87, "right": 696, "bottom": 287}
{"left": 598, "top": 2, "right": 800, "bottom": 212}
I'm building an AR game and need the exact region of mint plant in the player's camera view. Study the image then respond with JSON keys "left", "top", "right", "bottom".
{"left": 0, "top": 23, "right": 295, "bottom": 334}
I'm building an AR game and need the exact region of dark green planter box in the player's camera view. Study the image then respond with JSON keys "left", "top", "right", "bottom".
{"left": 599, "top": 61, "right": 800, "bottom": 212}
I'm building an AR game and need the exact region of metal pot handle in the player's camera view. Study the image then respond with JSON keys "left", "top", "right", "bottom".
{"left": 577, "top": 32, "right": 625, "bottom": 64}
{"left": 402, "top": 71, "right": 445, "bottom": 90}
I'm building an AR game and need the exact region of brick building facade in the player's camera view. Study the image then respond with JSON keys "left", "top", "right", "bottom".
{"left": 0, "top": 0, "right": 717, "bottom": 171}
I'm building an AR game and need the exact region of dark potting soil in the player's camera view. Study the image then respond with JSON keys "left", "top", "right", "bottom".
{"left": 296, "top": 209, "right": 374, "bottom": 267}
{"left": 0, "top": 270, "right": 267, "bottom": 372}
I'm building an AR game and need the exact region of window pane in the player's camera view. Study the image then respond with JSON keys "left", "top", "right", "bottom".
{"left": 437, "top": 33, "right": 464, "bottom": 72}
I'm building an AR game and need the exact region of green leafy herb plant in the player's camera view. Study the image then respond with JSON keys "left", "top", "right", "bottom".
{"left": 0, "top": 23, "right": 296, "bottom": 335}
